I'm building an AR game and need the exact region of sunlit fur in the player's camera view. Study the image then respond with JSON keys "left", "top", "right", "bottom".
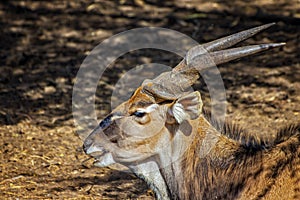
{"left": 177, "top": 111, "right": 300, "bottom": 200}
{"left": 82, "top": 24, "right": 299, "bottom": 200}
{"left": 84, "top": 88, "right": 300, "bottom": 200}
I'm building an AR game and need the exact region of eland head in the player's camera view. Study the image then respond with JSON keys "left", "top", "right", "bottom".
{"left": 82, "top": 24, "right": 300, "bottom": 200}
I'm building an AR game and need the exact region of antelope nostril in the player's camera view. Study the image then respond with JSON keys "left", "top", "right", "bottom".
{"left": 99, "top": 114, "right": 113, "bottom": 129}
{"left": 83, "top": 143, "right": 90, "bottom": 154}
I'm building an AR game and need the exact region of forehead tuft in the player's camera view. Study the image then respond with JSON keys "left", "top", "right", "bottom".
{"left": 128, "top": 87, "right": 155, "bottom": 110}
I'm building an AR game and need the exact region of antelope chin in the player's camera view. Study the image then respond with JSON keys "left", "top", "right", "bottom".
{"left": 85, "top": 145, "right": 106, "bottom": 156}
{"left": 85, "top": 144, "right": 114, "bottom": 167}
{"left": 93, "top": 152, "right": 116, "bottom": 167}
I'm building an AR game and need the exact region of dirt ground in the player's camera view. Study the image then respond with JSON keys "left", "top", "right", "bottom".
{"left": 0, "top": 0, "right": 299, "bottom": 199}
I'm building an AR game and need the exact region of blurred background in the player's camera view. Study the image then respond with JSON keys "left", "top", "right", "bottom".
{"left": 0, "top": 0, "right": 299, "bottom": 199}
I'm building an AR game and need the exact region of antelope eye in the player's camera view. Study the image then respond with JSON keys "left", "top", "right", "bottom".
{"left": 132, "top": 111, "right": 146, "bottom": 118}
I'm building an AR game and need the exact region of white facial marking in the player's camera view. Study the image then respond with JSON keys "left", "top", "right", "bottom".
{"left": 86, "top": 145, "right": 105, "bottom": 155}
{"left": 94, "top": 153, "right": 115, "bottom": 167}
{"left": 111, "top": 115, "right": 122, "bottom": 121}
{"left": 137, "top": 104, "right": 159, "bottom": 113}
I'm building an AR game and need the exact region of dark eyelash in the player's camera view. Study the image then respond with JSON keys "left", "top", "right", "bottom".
{"left": 132, "top": 111, "right": 146, "bottom": 118}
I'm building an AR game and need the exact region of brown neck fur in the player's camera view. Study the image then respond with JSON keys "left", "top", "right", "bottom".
{"left": 160, "top": 115, "right": 300, "bottom": 200}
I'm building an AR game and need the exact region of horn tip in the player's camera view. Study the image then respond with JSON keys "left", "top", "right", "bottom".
{"left": 257, "top": 22, "right": 276, "bottom": 31}
{"left": 278, "top": 42, "right": 286, "bottom": 46}
{"left": 271, "top": 42, "right": 286, "bottom": 47}
{"left": 260, "top": 42, "right": 286, "bottom": 49}
{"left": 265, "top": 22, "right": 276, "bottom": 27}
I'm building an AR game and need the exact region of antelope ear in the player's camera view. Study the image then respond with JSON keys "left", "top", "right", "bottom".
{"left": 169, "top": 91, "right": 203, "bottom": 124}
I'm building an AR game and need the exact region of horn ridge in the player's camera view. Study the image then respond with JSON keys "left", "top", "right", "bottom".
{"left": 180, "top": 43, "right": 285, "bottom": 72}
{"left": 142, "top": 24, "right": 284, "bottom": 100}
{"left": 202, "top": 23, "right": 276, "bottom": 52}
{"left": 173, "top": 23, "right": 277, "bottom": 72}
{"left": 209, "top": 43, "right": 286, "bottom": 66}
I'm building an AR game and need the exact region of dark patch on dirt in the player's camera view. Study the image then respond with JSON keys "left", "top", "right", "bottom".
{"left": 0, "top": 0, "right": 299, "bottom": 199}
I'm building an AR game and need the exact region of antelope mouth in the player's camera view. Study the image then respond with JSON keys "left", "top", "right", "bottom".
{"left": 84, "top": 138, "right": 118, "bottom": 167}
{"left": 93, "top": 150, "right": 116, "bottom": 167}
{"left": 87, "top": 147, "right": 110, "bottom": 166}
{"left": 85, "top": 144, "right": 107, "bottom": 157}
{"left": 89, "top": 150, "right": 106, "bottom": 158}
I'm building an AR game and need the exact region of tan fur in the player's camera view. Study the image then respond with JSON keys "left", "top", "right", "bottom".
{"left": 83, "top": 24, "right": 297, "bottom": 199}
{"left": 84, "top": 88, "right": 300, "bottom": 200}
{"left": 179, "top": 116, "right": 300, "bottom": 200}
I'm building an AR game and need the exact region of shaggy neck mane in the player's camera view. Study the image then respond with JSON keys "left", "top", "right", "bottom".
{"left": 202, "top": 109, "right": 300, "bottom": 151}
{"left": 156, "top": 111, "right": 300, "bottom": 200}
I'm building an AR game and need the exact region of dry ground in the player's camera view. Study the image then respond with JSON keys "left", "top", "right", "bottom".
{"left": 0, "top": 0, "right": 299, "bottom": 199}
